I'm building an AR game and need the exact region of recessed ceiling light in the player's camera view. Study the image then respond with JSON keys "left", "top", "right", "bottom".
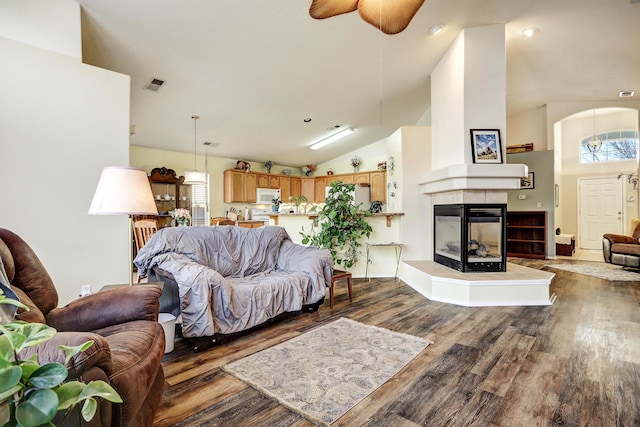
{"left": 429, "top": 24, "right": 445, "bottom": 35}
{"left": 619, "top": 90, "right": 635, "bottom": 97}
{"left": 521, "top": 28, "right": 539, "bottom": 37}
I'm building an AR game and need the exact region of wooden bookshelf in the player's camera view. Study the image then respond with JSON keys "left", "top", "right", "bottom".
{"left": 506, "top": 211, "right": 547, "bottom": 259}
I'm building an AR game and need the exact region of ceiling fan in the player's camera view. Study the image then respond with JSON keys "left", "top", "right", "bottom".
{"left": 309, "top": 0, "right": 425, "bottom": 35}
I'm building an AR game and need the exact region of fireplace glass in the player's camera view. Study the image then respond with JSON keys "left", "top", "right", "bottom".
{"left": 434, "top": 204, "right": 507, "bottom": 272}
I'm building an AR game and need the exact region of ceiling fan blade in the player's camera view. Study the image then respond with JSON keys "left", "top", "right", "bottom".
{"left": 309, "top": 0, "right": 359, "bottom": 19}
{"left": 357, "top": 0, "right": 425, "bottom": 34}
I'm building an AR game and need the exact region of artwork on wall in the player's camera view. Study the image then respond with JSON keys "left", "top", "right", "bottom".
{"left": 520, "top": 172, "right": 535, "bottom": 189}
{"left": 470, "top": 129, "right": 503, "bottom": 164}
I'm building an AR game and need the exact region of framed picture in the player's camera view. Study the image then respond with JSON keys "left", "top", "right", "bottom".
{"left": 470, "top": 129, "right": 503, "bottom": 164}
{"left": 520, "top": 172, "right": 535, "bottom": 189}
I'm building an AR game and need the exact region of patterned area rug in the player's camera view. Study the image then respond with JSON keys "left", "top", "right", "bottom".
{"left": 546, "top": 263, "right": 640, "bottom": 281}
{"left": 222, "top": 318, "right": 431, "bottom": 426}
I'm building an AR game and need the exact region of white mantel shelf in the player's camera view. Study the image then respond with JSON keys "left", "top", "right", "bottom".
{"left": 419, "top": 164, "right": 528, "bottom": 195}
{"left": 401, "top": 260, "right": 555, "bottom": 307}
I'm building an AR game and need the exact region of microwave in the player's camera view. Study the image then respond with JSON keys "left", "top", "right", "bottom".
{"left": 256, "top": 188, "right": 280, "bottom": 204}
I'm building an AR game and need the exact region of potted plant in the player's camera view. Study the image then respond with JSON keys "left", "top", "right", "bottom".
{"left": 0, "top": 290, "right": 122, "bottom": 426}
{"left": 288, "top": 195, "right": 308, "bottom": 214}
{"left": 300, "top": 181, "right": 372, "bottom": 269}
{"left": 271, "top": 197, "right": 281, "bottom": 212}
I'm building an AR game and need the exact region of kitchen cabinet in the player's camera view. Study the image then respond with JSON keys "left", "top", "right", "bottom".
{"left": 291, "top": 177, "right": 301, "bottom": 198}
{"left": 369, "top": 171, "right": 386, "bottom": 202}
{"left": 256, "top": 174, "right": 269, "bottom": 188}
{"left": 354, "top": 173, "right": 370, "bottom": 185}
{"left": 280, "top": 176, "right": 292, "bottom": 201}
{"left": 301, "top": 177, "right": 314, "bottom": 201}
{"left": 314, "top": 177, "right": 327, "bottom": 203}
{"left": 224, "top": 169, "right": 251, "bottom": 203}
{"left": 246, "top": 173, "right": 257, "bottom": 203}
{"left": 256, "top": 173, "right": 279, "bottom": 189}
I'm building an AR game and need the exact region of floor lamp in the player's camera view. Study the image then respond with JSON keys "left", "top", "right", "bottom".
{"left": 88, "top": 167, "right": 158, "bottom": 286}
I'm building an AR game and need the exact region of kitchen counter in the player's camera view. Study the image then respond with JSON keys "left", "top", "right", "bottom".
{"left": 269, "top": 212, "right": 404, "bottom": 227}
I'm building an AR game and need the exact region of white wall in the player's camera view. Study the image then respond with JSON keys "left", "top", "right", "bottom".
{"left": 0, "top": 0, "right": 81, "bottom": 59}
{"left": 507, "top": 106, "right": 548, "bottom": 151}
{"left": 1, "top": 2, "right": 130, "bottom": 305}
{"left": 431, "top": 24, "right": 506, "bottom": 170}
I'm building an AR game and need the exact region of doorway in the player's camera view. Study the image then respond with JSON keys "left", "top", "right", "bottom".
{"left": 578, "top": 176, "right": 623, "bottom": 250}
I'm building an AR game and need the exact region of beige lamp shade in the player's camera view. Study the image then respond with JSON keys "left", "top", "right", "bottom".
{"left": 89, "top": 166, "right": 158, "bottom": 215}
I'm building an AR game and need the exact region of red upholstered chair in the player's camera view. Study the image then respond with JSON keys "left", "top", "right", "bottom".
{"left": 0, "top": 228, "right": 165, "bottom": 426}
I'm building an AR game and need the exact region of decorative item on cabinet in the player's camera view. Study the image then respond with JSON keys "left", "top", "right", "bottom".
{"left": 236, "top": 160, "right": 251, "bottom": 171}
{"left": 350, "top": 157, "right": 361, "bottom": 172}
{"left": 301, "top": 164, "right": 316, "bottom": 176}
{"left": 265, "top": 160, "right": 273, "bottom": 173}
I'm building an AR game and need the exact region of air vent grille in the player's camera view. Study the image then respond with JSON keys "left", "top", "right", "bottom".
{"left": 144, "top": 77, "right": 165, "bottom": 91}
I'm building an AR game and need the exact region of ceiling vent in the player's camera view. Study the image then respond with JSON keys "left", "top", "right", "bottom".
{"left": 143, "top": 77, "right": 165, "bottom": 91}
{"left": 619, "top": 90, "right": 635, "bottom": 97}
{"left": 203, "top": 141, "right": 220, "bottom": 147}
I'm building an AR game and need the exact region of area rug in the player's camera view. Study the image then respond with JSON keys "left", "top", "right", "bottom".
{"left": 546, "top": 263, "right": 640, "bottom": 281}
{"left": 222, "top": 317, "right": 431, "bottom": 426}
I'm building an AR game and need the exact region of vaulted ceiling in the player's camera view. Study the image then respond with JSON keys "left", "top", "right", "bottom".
{"left": 77, "top": 0, "right": 640, "bottom": 166}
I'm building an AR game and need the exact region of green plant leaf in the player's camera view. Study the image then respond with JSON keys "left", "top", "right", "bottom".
{"left": 59, "top": 340, "right": 94, "bottom": 366}
{"left": 0, "top": 365, "right": 23, "bottom": 398}
{"left": 19, "top": 323, "right": 57, "bottom": 351}
{"left": 28, "top": 363, "right": 67, "bottom": 389}
{"left": 0, "top": 325, "right": 27, "bottom": 352}
{"left": 0, "top": 335, "right": 14, "bottom": 362}
{"left": 56, "top": 381, "right": 85, "bottom": 410}
{"left": 78, "top": 381, "right": 122, "bottom": 403}
{"left": 15, "top": 388, "right": 59, "bottom": 427}
{"left": 81, "top": 397, "right": 97, "bottom": 422}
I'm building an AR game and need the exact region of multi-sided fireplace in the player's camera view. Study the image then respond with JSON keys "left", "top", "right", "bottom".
{"left": 434, "top": 204, "right": 507, "bottom": 272}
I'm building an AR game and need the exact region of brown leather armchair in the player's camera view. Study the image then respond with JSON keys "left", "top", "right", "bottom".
{"left": 603, "top": 221, "right": 640, "bottom": 269}
{"left": 0, "top": 228, "right": 165, "bottom": 426}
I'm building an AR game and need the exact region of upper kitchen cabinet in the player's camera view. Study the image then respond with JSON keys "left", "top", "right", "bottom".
{"left": 369, "top": 171, "right": 386, "bottom": 202}
{"left": 224, "top": 169, "right": 246, "bottom": 203}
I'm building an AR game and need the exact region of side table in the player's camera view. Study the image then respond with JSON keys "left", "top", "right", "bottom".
{"left": 365, "top": 242, "right": 403, "bottom": 281}
{"left": 330, "top": 270, "right": 352, "bottom": 309}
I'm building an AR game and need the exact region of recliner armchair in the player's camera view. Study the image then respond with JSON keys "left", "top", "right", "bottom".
{"left": 602, "top": 220, "right": 640, "bottom": 269}
{"left": 0, "top": 228, "right": 165, "bottom": 426}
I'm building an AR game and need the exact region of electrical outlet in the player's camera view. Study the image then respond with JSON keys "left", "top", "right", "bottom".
{"left": 518, "top": 194, "right": 526, "bottom": 200}
{"left": 536, "top": 202, "right": 542, "bottom": 208}
{"left": 81, "top": 284, "right": 92, "bottom": 297}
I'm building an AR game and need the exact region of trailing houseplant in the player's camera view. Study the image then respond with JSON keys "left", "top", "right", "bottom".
{"left": 300, "top": 181, "right": 372, "bottom": 269}
{"left": 0, "top": 290, "right": 122, "bottom": 426}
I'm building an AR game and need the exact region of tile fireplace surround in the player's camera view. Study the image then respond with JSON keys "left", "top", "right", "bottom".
{"left": 401, "top": 164, "right": 555, "bottom": 307}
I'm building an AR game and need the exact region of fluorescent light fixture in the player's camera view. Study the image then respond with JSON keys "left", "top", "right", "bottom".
{"left": 310, "top": 127, "right": 354, "bottom": 150}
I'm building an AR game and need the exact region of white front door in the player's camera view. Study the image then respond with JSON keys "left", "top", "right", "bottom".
{"left": 578, "top": 176, "right": 624, "bottom": 250}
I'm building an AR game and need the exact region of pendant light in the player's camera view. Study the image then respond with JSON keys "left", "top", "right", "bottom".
{"left": 587, "top": 109, "right": 603, "bottom": 154}
{"left": 184, "top": 114, "right": 207, "bottom": 184}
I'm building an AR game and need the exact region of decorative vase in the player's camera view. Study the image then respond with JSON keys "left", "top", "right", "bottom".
{"left": 353, "top": 166, "right": 358, "bottom": 173}
{"left": 271, "top": 205, "right": 279, "bottom": 212}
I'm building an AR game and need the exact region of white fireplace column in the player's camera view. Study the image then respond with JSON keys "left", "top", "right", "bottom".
{"left": 399, "top": 25, "right": 554, "bottom": 307}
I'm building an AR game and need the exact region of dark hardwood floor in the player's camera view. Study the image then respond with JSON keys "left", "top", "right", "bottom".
{"left": 153, "top": 259, "right": 640, "bottom": 426}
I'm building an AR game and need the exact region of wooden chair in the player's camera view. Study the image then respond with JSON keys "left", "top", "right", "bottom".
{"left": 134, "top": 219, "right": 158, "bottom": 282}
{"left": 330, "top": 270, "right": 353, "bottom": 309}
{"left": 211, "top": 217, "right": 237, "bottom": 226}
